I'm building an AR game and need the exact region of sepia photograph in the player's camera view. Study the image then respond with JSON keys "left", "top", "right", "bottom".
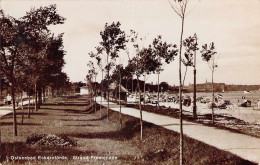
{"left": 0, "top": 0, "right": 260, "bottom": 164}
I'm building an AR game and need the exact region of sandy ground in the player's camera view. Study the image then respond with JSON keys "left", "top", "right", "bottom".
{"left": 159, "top": 102, "right": 260, "bottom": 125}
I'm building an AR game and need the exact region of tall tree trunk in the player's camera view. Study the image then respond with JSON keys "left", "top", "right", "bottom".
{"left": 107, "top": 54, "right": 110, "bottom": 121}
{"left": 132, "top": 77, "right": 134, "bottom": 93}
{"left": 179, "top": 16, "right": 185, "bottom": 165}
{"left": 137, "top": 76, "right": 143, "bottom": 140}
{"left": 35, "top": 83, "right": 38, "bottom": 112}
{"left": 193, "top": 38, "right": 197, "bottom": 120}
{"left": 125, "top": 80, "right": 128, "bottom": 94}
{"left": 143, "top": 74, "right": 146, "bottom": 106}
{"left": 91, "top": 84, "right": 93, "bottom": 110}
{"left": 31, "top": 95, "right": 34, "bottom": 114}
{"left": 107, "top": 92, "right": 109, "bottom": 121}
{"left": 21, "top": 92, "right": 24, "bottom": 125}
{"left": 157, "top": 73, "right": 160, "bottom": 110}
{"left": 43, "top": 88, "right": 46, "bottom": 103}
{"left": 100, "top": 70, "right": 104, "bottom": 118}
{"left": 11, "top": 85, "right": 17, "bottom": 136}
{"left": 119, "top": 70, "right": 122, "bottom": 128}
{"left": 0, "top": 75, "right": 2, "bottom": 98}
{"left": 38, "top": 86, "right": 42, "bottom": 109}
{"left": 51, "top": 88, "right": 54, "bottom": 99}
{"left": 211, "top": 60, "right": 215, "bottom": 124}
{"left": 95, "top": 76, "right": 97, "bottom": 113}
{"left": 28, "top": 94, "right": 31, "bottom": 118}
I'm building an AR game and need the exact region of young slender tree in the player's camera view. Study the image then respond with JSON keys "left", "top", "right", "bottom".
{"left": 201, "top": 42, "right": 217, "bottom": 124}
{"left": 99, "top": 22, "right": 126, "bottom": 121}
{"left": 168, "top": 0, "right": 191, "bottom": 163}
{"left": 127, "top": 30, "right": 145, "bottom": 95}
{"left": 131, "top": 45, "right": 160, "bottom": 140}
{"left": 87, "top": 61, "right": 97, "bottom": 110}
{"left": 89, "top": 46, "right": 106, "bottom": 117}
{"left": 122, "top": 63, "right": 135, "bottom": 93}
{"left": 111, "top": 64, "right": 124, "bottom": 127}
{"left": 15, "top": 71, "right": 28, "bottom": 125}
{"left": 152, "top": 35, "right": 178, "bottom": 109}
{"left": 183, "top": 34, "right": 199, "bottom": 119}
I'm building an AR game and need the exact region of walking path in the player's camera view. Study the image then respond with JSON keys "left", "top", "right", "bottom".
{"left": 96, "top": 97, "right": 260, "bottom": 164}
{"left": 0, "top": 99, "right": 34, "bottom": 118}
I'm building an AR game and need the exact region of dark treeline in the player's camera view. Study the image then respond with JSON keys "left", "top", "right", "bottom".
{"left": 0, "top": 5, "right": 69, "bottom": 136}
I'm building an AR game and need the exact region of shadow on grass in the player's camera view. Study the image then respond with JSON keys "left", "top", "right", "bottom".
{"left": 15, "top": 112, "right": 48, "bottom": 116}
{"left": 66, "top": 124, "right": 98, "bottom": 127}
{"left": 42, "top": 103, "right": 89, "bottom": 107}
{"left": 3, "top": 112, "right": 48, "bottom": 117}
{"left": 0, "top": 122, "right": 42, "bottom": 126}
{"left": 0, "top": 142, "right": 96, "bottom": 163}
{"left": 41, "top": 107, "right": 87, "bottom": 113}
{"left": 160, "top": 123, "right": 198, "bottom": 127}
{"left": 62, "top": 118, "right": 153, "bottom": 141}
{"left": 61, "top": 119, "right": 90, "bottom": 122}
{"left": 86, "top": 114, "right": 108, "bottom": 122}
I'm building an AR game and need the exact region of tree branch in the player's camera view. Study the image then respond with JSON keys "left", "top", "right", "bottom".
{"left": 182, "top": 66, "right": 188, "bottom": 88}
{"left": 168, "top": 0, "right": 182, "bottom": 18}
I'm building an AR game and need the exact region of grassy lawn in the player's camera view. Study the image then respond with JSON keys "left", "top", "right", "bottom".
{"left": 0, "top": 96, "right": 256, "bottom": 164}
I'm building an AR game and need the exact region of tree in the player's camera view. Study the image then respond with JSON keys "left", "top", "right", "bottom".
{"left": 89, "top": 46, "right": 105, "bottom": 117}
{"left": 0, "top": 11, "right": 26, "bottom": 136}
{"left": 15, "top": 69, "right": 28, "bottom": 125}
{"left": 0, "top": 5, "right": 65, "bottom": 136}
{"left": 41, "top": 33, "right": 66, "bottom": 101}
{"left": 87, "top": 61, "right": 97, "bottom": 111}
{"left": 111, "top": 64, "right": 124, "bottom": 127}
{"left": 183, "top": 34, "right": 199, "bottom": 120}
{"left": 131, "top": 45, "right": 160, "bottom": 140}
{"left": 201, "top": 42, "right": 217, "bottom": 124}
{"left": 168, "top": 0, "right": 192, "bottom": 163}
{"left": 122, "top": 63, "right": 134, "bottom": 91}
{"left": 49, "top": 72, "right": 70, "bottom": 96}
{"left": 21, "top": 5, "right": 65, "bottom": 110}
{"left": 152, "top": 35, "right": 178, "bottom": 109}
{"left": 160, "top": 82, "right": 170, "bottom": 91}
{"left": 99, "top": 22, "right": 126, "bottom": 121}
{"left": 125, "top": 30, "right": 140, "bottom": 94}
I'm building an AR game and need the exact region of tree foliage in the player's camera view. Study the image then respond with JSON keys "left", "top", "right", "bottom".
{"left": 183, "top": 34, "right": 198, "bottom": 67}
{"left": 0, "top": 5, "right": 66, "bottom": 136}
{"left": 201, "top": 42, "right": 217, "bottom": 63}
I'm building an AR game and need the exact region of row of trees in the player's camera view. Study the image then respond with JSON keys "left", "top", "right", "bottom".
{"left": 86, "top": 20, "right": 217, "bottom": 133}
{"left": 87, "top": 1, "right": 218, "bottom": 164}
{"left": 0, "top": 5, "right": 69, "bottom": 136}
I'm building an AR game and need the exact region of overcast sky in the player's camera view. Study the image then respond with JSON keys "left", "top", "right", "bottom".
{"left": 1, "top": 0, "right": 260, "bottom": 85}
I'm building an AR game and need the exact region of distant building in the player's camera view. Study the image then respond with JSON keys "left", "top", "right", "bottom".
{"left": 80, "top": 86, "right": 89, "bottom": 95}
{"left": 112, "top": 85, "right": 129, "bottom": 102}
